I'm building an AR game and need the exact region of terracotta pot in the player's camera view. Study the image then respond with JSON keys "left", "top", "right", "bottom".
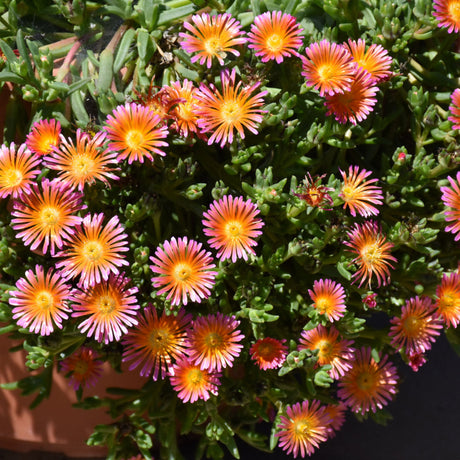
{"left": 0, "top": 333, "right": 148, "bottom": 457}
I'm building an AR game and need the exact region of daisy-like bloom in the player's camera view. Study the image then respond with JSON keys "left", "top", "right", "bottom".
{"left": 389, "top": 296, "right": 443, "bottom": 355}
{"left": 345, "top": 39, "right": 392, "bottom": 82}
{"left": 166, "top": 79, "right": 201, "bottom": 138}
{"left": 8, "top": 265, "right": 72, "bottom": 336}
{"left": 247, "top": 11, "right": 303, "bottom": 63}
{"left": 55, "top": 213, "right": 129, "bottom": 289}
{"left": 250, "top": 337, "right": 288, "bottom": 370}
{"left": 0, "top": 143, "right": 41, "bottom": 199}
{"left": 324, "top": 68, "right": 379, "bottom": 125}
{"left": 433, "top": 0, "right": 460, "bottom": 33}
{"left": 179, "top": 13, "right": 246, "bottom": 68}
{"left": 60, "top": 347, "right": 104, "bottom": 391}
{"left": 345, "top": 220, "right": 397, "bottom": 288}
{"left": 194, "top": 68, "right": 267, "bottom": 147}
{"left": 132, "top": 83, "right": 172, "bottom": 121}
{"left": 448, "top": 88, "right": 460, "bottom": 129}
{"left": 169, "top": 356, "right": 221, "bottom": 403}
{"left": 202, "top": 195, "right": 264, "bottom": 263}
{"left": 45, "top": 129, "right": 118, "bottom": 192}
{"left": 323, "top": 402, "right": 346, "bottom": 439}
{"left": 441, "top": 171, "right": 460, "bottom": 240}
{"left": 104, "top": 103, "right": 169, "bottom": 163}
{"left": 186, "top": 312, "right": 244, "bottom": 372}
{"left": 301, "top": 40, "right": 357, "bottom": 97}
{"left": 339, "top": 165, "right": 383, "bottom": 217}
{"left": 71, "top": 273, "right": 139, "bottom": 343}
{"left": 122, "top": 305, "right": 192, "bottom": 380}
{"left": 298, "top": 325, "right": 355, "bottom": 380}
{"left": 337, "top": 347, "right": 399, "bottom": 415}
{"left": 308, "top": 279, "right": 346, "bottom": 322}
{"left": 292, "top": 173, "right": 333, "bottom": 210}
{"left": 11, "top": 178, "right": 85, "bottom": 255}
{"left": 25, "top": 119, "right": 61, "bottom": 156}
{"left": 276, "top": 400, "right": 331, "bottom": 458}
{"left": 434, "top": 272, "right": 460, "bottom": 328}
{"left": 150, "top": 237, "right": 217, "bottom": 306}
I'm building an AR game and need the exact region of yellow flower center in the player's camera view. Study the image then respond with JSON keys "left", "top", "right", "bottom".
{"left": 174, "top": 263, "right": 192, "bottom": 282}
{"left": 38, "top": 135, "right": 56, "bottom": 154}
{"left": 204, "top": 36, "right": 223, "bottom": 55}
{"left": 317, "top": 339, "right": 333, "bottom": 360}
{"left": 2, "top": 168, "right": 23, "bottom": 187}
{"left": 266, "top": 33, "right": 283, "bottom": 52}
{"left": 97, "top": 294, "right": 117, "bottom": 314}
{"left": 356, "top": 371, "right": 376, "bottom": 391}
{"left": 188, "top": 368, "right": 203, "bottom": 385}
{"left": 40, "top": 206, "right": 60, "bottom": 228}
{"left": 403, "top": 316, "right": 422, "bottom": 337}
{"left": 82, "top": 240, "right": 104, "bottom": 262}
{"left": 340, "top": 185, "right": 355, "bottom": 202}
{"left": 293, "top": 420, "right": 310, "bottom": 436}
{"left": 438, "top": 292, "right": 460, "bottom": 311}
{"left": 125, "top": 130, "right": 145, "bottom": 149}
{"left": 448, "top": 0, "right": 460, "bottom": 21}
{"left": 360, "top": 243, "right": 381, "bottom": 266}
{"left": 225, "top": 220, "right": 243, "bottom": 239}
{"left": 71, "top": 154, "right": 95, "bottom": 177}
{"left": 149, "top": 328, "right": 172, "bottom": 352}
{"left": 73, "top": 360, "right": 89, "bottom": 376}
{"left": 315, "top": 297, "right": 331, "bottom": 314}
{"left": 317, "top": 64, "right": 335, "bottom": 82}
{"left": 221, "top": 101, "right": 242, "bottom": 124}
{"left": 205, "top": 332, "right": 223, "bottom": 348}
{"left": 35, "top": 291, "right": 54, "bottom": 310}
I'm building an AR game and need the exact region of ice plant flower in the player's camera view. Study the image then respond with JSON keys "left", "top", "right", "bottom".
{"left": 122, "top": 305, "right": 192, "bottom": 380}
{"left": 104, "top": 102, "right": 169, "bottom": 163}
{"left": 55, "top": 213, "right": 129, "bottom": 288}
{"left": 324, "top": 67, "right": 378, "bottom": 124}
{"left": 448, "top": 88, "right": 460, "bottom": 129}
{"left": 247, "top": 11, "right": 303, "bottom": 63}
{"left": 169, "top": 356, "right": 221, "bottom": 403}
{"left": 26, "top": 118, "right": 61, "bottom": 156}
{"left": 299, "top": 325, "right": 355, "bottom": 379}
{"left": 11, "top": 178, "right": 85, "bottom": 255}
{"left": 308, "top": 278, "right": 346, "bottom": 322}
{"left": 8, "top": 265, "right": 72, "bottom": 336}
{"left": 60, "top": 347, "right": 104, "bottom": 390}
{"left": 345, "top": 220, "right": 397, "bottom": 288}
{"left": 194, "top": 68, "right": 267, "bottom": 147}
{"left": 434, "top": 272, "right": 460, "bottom": 328}
{"left": 301, "top": 40, "right": 356, "bottom": 96}
{"left": 323, "top": 402, "right": 346, "bottom": 439}
{"left": 150, "top": 237, "right": 217, "bottom": 306}
{"left": 71, "top": 273, "right": 139, "bottom": 343}
{"left": 339, "top": 165, "right": 383, "bottom": 217}
{"left": 345, "top": 39, "right": 392, "bottom": 82}
{"left": 186, "top": 312, "right": 244, "bottom": 372}
{"left": 179, "top": 13, "right": 246, "bottom": 68}
{"left": 433, "top": 0, "right": 460, "bottom": 33}
{"left": 292, "top": 173, "right": 333, "bottom": 210}
{"left": 337, "top": 347, "right": 399, "bottom": 415}
{"left": 440, "top": 171, "right": 460, "bottom": 240}
{"left": 389, "top": 296, "right": 443, "bottom": 355}
{"left": 276, "top": 400, "right": 331, "bottom": 458}
{"left": 250, "top": 337, "right": 288, "bottom": 370}
{"left": 407, "top": 350, "right": 427, "bottom": 372}
{"left": 202, "top": 195, "right": 264, "bottom": 263}
{"left": 133, "top": 84, "right": 172, "bottom": 121}
{"left": 166, "top": 79, "right": 201, "bottom": 138}
{"left": 0, "top": 143, "right": 41, "bottom": 199}
{"left": 45, "top": 129, "right": 118, "bottom": 191}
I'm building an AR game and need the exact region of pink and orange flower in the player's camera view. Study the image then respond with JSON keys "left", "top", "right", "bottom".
{"left": 434, "top": 272, "right": 460, "bottom": 328}
{"left": 26, "top": 119, "right": 61, "bottom": 156}
{"left": 308, "top": 278, "right": 346, "bottom": 322}
{"left": 440, "top": 171, "right": 460, "bottom": 241}
{"left": 448, "top": 88, "right": 460, "bottom": 129}
{"left": 250, "top": 337, "right": 288, "bottom": 370}
{"left": 60, "top": 347, "right": 104, "bottom": 391}
{"left": 433, "top": 0, "right": 460, "bottom": 33}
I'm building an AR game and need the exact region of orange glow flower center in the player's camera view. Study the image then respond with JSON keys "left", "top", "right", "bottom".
{"left": 73, "top": 360, "right": 89, "bottom": 376}
{"left": 187, "top": 368, "right": 204, "bottom": 385}
{"left": 340, "top": 185, "right": 355, "bottom": 202}
{"left": 438, "top": 292, "right": 457, "bottom": 310}
{"left": 293, "top": 420, "right": 310, "bottom": 436}
{"left": 205, "top": 332, "right": 223, "bottom": 348}
{"left": 204, "top": 37, "right": 224, "bottom": 55}
{"left": 448, "top": 1, "right": 460, "bottom": 20}
{"left": 402, "top": 316, "right": 422, "bottom": 337}
{"left": 225, "top": 220, "right": 243, "bottom": 239}
{"left": 266, "top": 33, "right": 283, "bottom": 52}
{"left": 356, "top": 371, "right": 376, "bottom": 391}
{"left": 3, "top": 168, "right": 23, "bottom": 187}
{"left": 360, "top": 243, "right": 381, "bottom": 266}
{"left": 173, "top": 263, "right": 192, "bottom": 282}
{"left": 71, "top": 154, "right": 95, "bottom": 176}
{"left": 221, "top": 101, "right": 242, "bottom": 124}
{"left": 97, "top": 294, "right": 117, "bottom": 314}
{"left": 317, "top": 64, "right": 335, "bottom": 82}
{"left": 38, "top": 135, "right": 56, "bottom": 154}
{"left": 125, "top": 130, "right": 145, "bottom": 150}
{"left": 40, "top": 206, "right": 61, "bottom": 227}
{"left": 315, "top": 297, "right": 331, "bottom": 314}
{"left": 82, "top": 240, "right": 104, "bottom": 262}
{"left": 35, "top": 291, "right": 54, "bottom": 310}
{"left": 317, "top": 339, "right": 333, "bottom": 359}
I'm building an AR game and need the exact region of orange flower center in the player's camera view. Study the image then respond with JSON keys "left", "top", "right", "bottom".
{"left": 174, "top": 263, "right": 192, "bottom": 282}
{"left": 257, "top": 342, "right": 274, "bottom": 359}
{"left": 317, "top": 63, "right": 336, "bottom": 82}
{"left": 125, "top": 130, "right": 145, "bottom": 150}
{"left": 438, "top": 292, "right": 460, "bottom": 311}
{"left": 317, "top": 339, "right": 333, "bottom": 361}
{"left": 225, "top": 220, "right": 243, "bottom": 239}
{"left": 402, "top": 315, "right": 422, "bottom": 338}
{"left": 315, "top": 296, "right": 331, "bottom": 314}
{"left": 2, "top": 168, "right": 23, "bottom": 187}
{"left": 221, "top": 101, "right": 242, "bottom": 124}
{"left": 266, "top": 33, "right": 283, "bottom": 52}
{"left": 82, "top": 240, "right": 104, "bottom": 262}
{"left": 205, "top": 332, "right": 223, "bottom": 348}
{"left": 40, "top": 206, "right": 60, "bottom": 228}
{"left": 360, "top": 242, "right": 381, "bottom": 266}
{"left": 97, "top": 294, "right": 117, "bottom": 314}
{"left": 149, "top": 328, "right": 173, "bottom": 352}
{"left": 35, "top": 291, "right": 54, "bottom": 310}
{"left": 187, "top": 368, "right": 204, "bottom": 385}
{"left": 448, "top": 1, "right": 460, "bottom": 21}
{"left": 73, "top": 359, "right": 89, "bottom": 376}
{"left": 38, "top": 135, "right": 57, "bottom": 154}
{"left": 356, "top": 370, "right": 376, "bottom": 392}
{"left": 71, "top": 154, "right": 95, "bottom": 177}
{"left": 204, "top": 36, "right": 223, "bottom": 55}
